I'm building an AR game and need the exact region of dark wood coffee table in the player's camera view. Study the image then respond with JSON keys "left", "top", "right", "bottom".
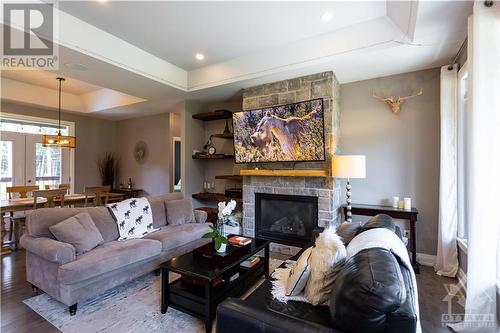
{"left": 160, "top": 238, "right": 270, "bottom": 333}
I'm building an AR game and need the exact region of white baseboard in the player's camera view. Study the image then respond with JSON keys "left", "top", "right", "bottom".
{"left": 416, "top": 253, "right": 437, "bottom": 267}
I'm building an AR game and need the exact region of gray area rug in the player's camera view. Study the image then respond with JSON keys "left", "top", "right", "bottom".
{"left": 24, "top": 259, "right": 282, "bottom": 333}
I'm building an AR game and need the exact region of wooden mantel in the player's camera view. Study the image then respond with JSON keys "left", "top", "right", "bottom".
{"left": 239, "top": 169, "right": 329, "bottom": 177}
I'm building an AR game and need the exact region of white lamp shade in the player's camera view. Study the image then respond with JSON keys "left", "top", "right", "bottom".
{"left": 332, "top": 155, "right": 366, "bottom": 179}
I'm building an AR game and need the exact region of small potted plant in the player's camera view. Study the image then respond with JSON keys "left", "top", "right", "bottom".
{"left": 203, "top": 199, "right": 237, "bottom": 253}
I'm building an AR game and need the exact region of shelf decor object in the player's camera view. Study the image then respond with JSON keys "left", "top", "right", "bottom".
{"left": 331, "top": 155, "right": 366, "bottom": 222}
{"left": 192, "top": 154, "right": 234, "bottom": 160}
{"left": 42, "top": 77, "right": 77, "bottom": 148}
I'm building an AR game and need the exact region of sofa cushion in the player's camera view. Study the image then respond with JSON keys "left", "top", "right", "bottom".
{"left": 58, "top": 239, "right": 162, "bottom": 284}
{"left": 26, "top": 207, "right": 119, "bottom": 242}
{"left": 356, "top": 214, "right": 395, "bottom": 236}
{"left": 165, "top": 198, "right": 196, "bottom": 226}
{"left": 49, "top": 212, "right": 104, "bottom": 255}
{"left": 148, "top": 196, "right": 168, "bottom": 229}
{"left": 330, "top": 247, "right": 406, "bottom": 332}
{"left": 144, "top": 223, "right": 212, "bottom": 252}
{"left": 336, "top": 221, "right": 365, "bottom": 245}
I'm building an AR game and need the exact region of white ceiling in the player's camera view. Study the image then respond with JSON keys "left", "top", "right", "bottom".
{"left": 1, "top": 0, "right": 473, "bottom": 120}
{"left": 58, "top": 1, "right": 387, "bottom": 70}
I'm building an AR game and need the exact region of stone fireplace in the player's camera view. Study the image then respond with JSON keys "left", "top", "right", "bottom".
{"left": 240, "top": 71, "right": 342, "bottom": 240}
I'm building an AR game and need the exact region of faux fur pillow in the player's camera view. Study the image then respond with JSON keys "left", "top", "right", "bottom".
{"left": 304, "top": 227, "right": 347, "bottom": 305}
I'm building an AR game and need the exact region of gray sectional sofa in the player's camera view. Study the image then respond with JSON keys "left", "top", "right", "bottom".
{"left": 20, "top": 192, "right": 211, "bottom": 315}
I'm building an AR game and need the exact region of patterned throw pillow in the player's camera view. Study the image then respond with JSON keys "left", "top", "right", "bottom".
{"left": 107, "top": 198, "right": 157, "bottom": 240}
{"left": 285, "top": 247, "right": 313, "bottom": 296}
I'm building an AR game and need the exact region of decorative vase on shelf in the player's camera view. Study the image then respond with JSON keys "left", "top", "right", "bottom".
{"left": 217, "top": 243, "right": 227, "bottom": 253}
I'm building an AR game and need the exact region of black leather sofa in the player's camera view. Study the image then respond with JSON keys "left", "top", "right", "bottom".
{"left": 216, "top": 215, "right": 417, "bottom": 333}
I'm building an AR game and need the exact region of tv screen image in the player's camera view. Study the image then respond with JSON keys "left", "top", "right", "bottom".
{"left": 233, "top": 98, "right": 325, "bottom": 163}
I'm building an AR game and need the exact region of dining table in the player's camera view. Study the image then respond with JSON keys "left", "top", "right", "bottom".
{"left": 0, "top": 192, "right": 125, "bottom": 253}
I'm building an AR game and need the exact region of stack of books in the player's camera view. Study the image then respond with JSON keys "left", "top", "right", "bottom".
{"left": 228, "top": 236, "right": 252, "bottom": 246}
{"left": 240, "top": 255, "right": 261, "bottom": 269}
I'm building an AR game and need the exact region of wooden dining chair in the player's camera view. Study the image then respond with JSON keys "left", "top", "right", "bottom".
{"left": 84, "top": 186, "right": 111, "bottom": 207}
{"left": 32, "top": 189, "right": 67, "bottom": 209}
{"left": 45, "top": 183, "right": 71, "bottom": 194}
{"left": 5, "top": 185, "right": 39, "bottom": 245}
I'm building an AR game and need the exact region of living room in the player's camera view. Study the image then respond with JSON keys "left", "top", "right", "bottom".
{"left": 1, "top": 1, "right": 499, "bottom": 333}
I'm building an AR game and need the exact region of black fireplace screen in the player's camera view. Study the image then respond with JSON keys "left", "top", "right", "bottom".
{"left": 255, "top": 193, "right": 318, "bottom": 247}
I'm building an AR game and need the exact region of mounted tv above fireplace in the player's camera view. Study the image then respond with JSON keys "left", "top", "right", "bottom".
{"left": 233, "top": 98, "right": 326, "bottom": 163}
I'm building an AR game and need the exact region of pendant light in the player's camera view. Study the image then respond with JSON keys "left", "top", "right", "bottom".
{"left": 42, "top": 77, "right": 76, "bottom": 148}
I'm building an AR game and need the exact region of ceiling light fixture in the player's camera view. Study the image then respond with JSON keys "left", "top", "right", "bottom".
{"left": 42, "top": 77, "right": 76, "bottom": 149}
{"left": 195, "top": 53, "right": 205, "bottom": 61}
{"left": 321, "top": 11, "right": 333, "bottom": 22}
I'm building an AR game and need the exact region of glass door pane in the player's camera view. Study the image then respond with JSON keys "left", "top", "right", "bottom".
{"left": 0, "top": 141, "right": 13, "bottom": 200}
{"left": 35, "top": 143, "right": 62, "bottom": 189}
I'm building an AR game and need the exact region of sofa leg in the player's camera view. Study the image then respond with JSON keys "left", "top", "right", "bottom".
{"left": 31, "top": 284, "right": 39, "bottom": 296}
{"left": 69, "top": 304, "right": 77, "bottom": 316}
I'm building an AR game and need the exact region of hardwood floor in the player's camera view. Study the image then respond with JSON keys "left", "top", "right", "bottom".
{"left": 1, "top": 250, "right": 461, "bottom": 333}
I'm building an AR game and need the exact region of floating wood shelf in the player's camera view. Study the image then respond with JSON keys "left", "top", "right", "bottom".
{"left": 211, "top": 133, "right": 234, "bottom": 139}
{"left": 240, "top": 169, "right": 329, "bottom": 177}
{"left": 192, "top": 110, "right": 233, "bottom": 121}
{"left": 215, "top": 175, "right": 243, "bottom": 181}
{"left": 192, "top": 154, "right": 235, "bottom": 160}
{"left": 192, "top": 192, "right": 242, "bottom": 203}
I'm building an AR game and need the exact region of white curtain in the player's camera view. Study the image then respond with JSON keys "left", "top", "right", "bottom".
{"left": 435, "top": 65, "right": 459, "bottom": 277}
{"left": 450, "top": 2, "right": 500, "bottom": 332}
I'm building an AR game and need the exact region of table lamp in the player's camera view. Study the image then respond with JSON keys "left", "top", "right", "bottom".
{"left": 332, "top": 155, "right": 366, "bottom": 222}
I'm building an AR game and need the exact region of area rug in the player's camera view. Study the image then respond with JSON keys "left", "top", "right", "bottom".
{"left": 23, "top": 259, "right": 282, "bottom": 333}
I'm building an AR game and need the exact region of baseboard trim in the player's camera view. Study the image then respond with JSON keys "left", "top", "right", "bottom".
{"left": 416, "top": 253, "right": 436, "bottom": 267}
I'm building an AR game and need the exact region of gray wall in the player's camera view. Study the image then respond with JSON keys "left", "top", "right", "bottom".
{"left": 1, "top": 101, "right": 117, "bottom": 193}
{"left": 339, "top": 68, "right": 440, "bottom": 255}
{"left": 115, "top": 112, "right": 171, "bottom": 196}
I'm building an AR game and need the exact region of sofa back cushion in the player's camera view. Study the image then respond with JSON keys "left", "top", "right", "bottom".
{"left": 165, "top": 198, "right": 195, "bottom": 226}
{"left": 147, "top": 192, "right": 184, "bottom": 228}
{"left": 330, "top": 247, "right": 408, "bottom": 332}
{"left": 356, "top": 214, "right": 395, "bottom": 236}
{"left": 27, "top": 207, "right": 119, "bottom": 242}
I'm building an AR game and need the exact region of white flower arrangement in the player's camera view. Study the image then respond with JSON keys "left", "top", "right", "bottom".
{"left": 218, "top": 199, "right": 237, "bottom": 220}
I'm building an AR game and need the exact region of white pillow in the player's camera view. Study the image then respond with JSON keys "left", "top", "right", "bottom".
{"left": 285, "top": 247, "right": 312, "bottom": 296}
{"left": 107, "top": 198, "right": 158, "bottom": 240}
{"left": 304, "top": 227, "right": 347, "bottom": 305}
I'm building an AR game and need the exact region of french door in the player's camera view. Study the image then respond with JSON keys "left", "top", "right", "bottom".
{"left": 0, "top": 131, "right": 71, "bottom": 199}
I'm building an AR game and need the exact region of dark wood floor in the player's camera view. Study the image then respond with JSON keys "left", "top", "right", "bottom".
{"left": 1, "top": 250, "right": 460, "bottom": 333}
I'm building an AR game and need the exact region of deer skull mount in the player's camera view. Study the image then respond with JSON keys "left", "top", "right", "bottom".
{"left": 372, "top": 88, "right": 423, "bottom": 114}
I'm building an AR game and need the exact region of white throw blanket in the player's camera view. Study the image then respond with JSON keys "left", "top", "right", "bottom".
{"left": 107, "top": 198, "right": 157, "bottom": 240}
{"left": 347, "top": 228, "right": 422, "bottom": 333}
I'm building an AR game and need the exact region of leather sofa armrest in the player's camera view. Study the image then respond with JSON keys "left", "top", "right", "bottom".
{"left": 194, "top": 209, "right": 208, "bottom": 224}
{"left": 20, "top": 234, "right": 76, "bottom": 265}
{"left": 216, "top": 298, "right": 338, "bottom": 333}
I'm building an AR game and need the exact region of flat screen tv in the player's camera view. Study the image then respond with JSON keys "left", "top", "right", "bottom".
{"left": 233, "top": 98, "right": 325, "bottom": 163}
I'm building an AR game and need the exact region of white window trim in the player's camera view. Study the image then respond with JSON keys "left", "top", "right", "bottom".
{"left": 457, "top": 237, "right": 468, "bottom": 253}
{"left": 0, "top": 112, "right": 75, "bottom": 192}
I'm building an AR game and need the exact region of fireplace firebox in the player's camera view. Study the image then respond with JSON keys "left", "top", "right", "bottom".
{"left": 255, "top": 193, "right": 319, "bottom": 247}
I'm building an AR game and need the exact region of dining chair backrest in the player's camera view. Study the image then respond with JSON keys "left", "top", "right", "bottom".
{"left": 6, "top": 185, "right": 40, "bottom": 199}
{"left": 32, "top": 189, "right": 67, "bottom": 209}
{"left": 45, "top": 183, "right": 71, "bottom": 194}
{"left": 84, "top": 185, "right": 111, "bottom": 207}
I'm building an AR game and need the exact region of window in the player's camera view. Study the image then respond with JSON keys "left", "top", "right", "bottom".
{"left": 0, "top": 141, "right": 13, "bottom": 200}
{"left": 0, "top": 118, "right": 68, "bottom": 135}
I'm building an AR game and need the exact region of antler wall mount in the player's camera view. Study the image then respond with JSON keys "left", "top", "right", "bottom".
{"left": 372, "top": 88, "right": 423, "bottom": 114}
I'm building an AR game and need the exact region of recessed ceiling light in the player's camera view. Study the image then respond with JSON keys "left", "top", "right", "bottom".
{"left": 65, "top": 63, "right": 88, "bottom": 71}
{"left": 96, "top": 0, "right": 108, "bottom": 3}
{"left": 195, "top": 53, "right": 205, "bottom": 61}
{"left": 321, "top": 11, "right": 333, "bottom": 22}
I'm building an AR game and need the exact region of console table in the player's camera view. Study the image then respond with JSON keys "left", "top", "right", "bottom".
{"left": 341, "top": 204, "right": 419, "bottom": 273}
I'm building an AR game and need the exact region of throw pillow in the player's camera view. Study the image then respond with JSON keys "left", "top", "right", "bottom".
{"left": 304, "top": 227, "right": 347, "bottom": 305}
{"left": 49, "top": 212, "right": 104, "bottom": 255}
{"left": 165, "top": 198, "right": 196, "bottom": 226}
{"left": 285, "top": 247, "right": 313, "bottom": 296}
{"left": 107, "top": 197, "right": 157, "bottom": 241}
{"left": 336, "top": 221, "right": 365, "bottom": 245}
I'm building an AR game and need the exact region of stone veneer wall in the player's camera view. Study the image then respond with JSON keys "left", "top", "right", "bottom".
{"left": 241, "top": 71, "right": 342, "bottom": 237}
